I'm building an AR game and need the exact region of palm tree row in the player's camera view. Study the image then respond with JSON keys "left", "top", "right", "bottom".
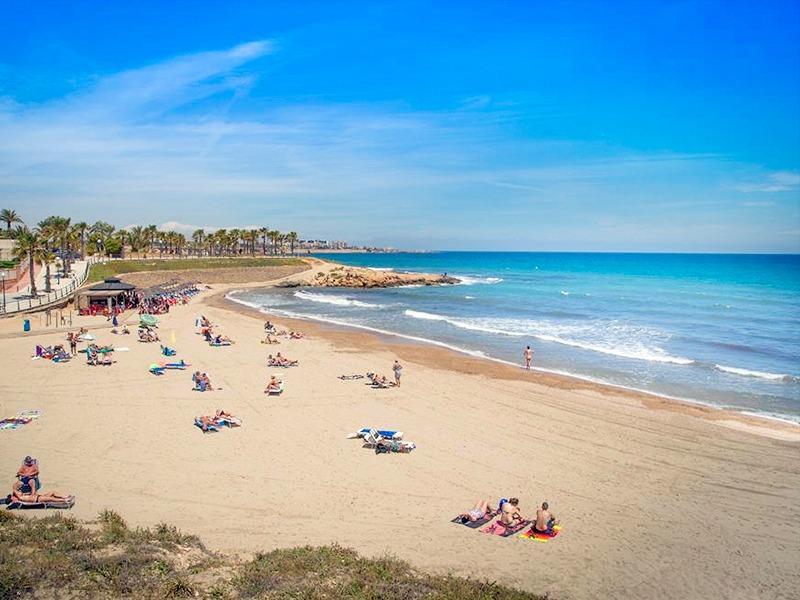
{"left": 2, "top": 210, "right": 302, "bottom": 295}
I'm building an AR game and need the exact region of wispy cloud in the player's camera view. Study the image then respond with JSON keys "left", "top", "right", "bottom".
{"left": 734, "top": 171, "right": 800, "bottom": 193}
{"left": 0, "top": 40, "right": 797, "bottom": 251}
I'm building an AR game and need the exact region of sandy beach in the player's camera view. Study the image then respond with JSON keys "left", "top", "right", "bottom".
{"left": 1, "top": 266, "right": 798, "bottom": 600}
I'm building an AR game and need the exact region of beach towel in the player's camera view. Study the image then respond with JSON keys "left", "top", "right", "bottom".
{"left": 519, "top": 525, "right": 562, "bottom": 543}
{"left": 451, "top": 513, "right": 496, "bottom": 528}
{"left": 194, "top": 418, "right": 219, "bottom": 433}
{"left": 481, "top": 520, "right": 531, "bottom": 537}
{"left": 5, "top": 495, "right": 75, "bottom": 510}
{"left": 162, "top": 360, "right": 189, "bottom": 369}
{"left": 0, "top": 410, "right": 41, "bottom": 431}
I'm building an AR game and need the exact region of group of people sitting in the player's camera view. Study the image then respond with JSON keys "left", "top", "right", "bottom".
{"left": 261, "top": 321, "right": 304, "bottom": 344}
{"left": 86, "top": 343, "right": 114, "bottom": 366}
{"left": 199, "top": 320, "right": 234, "bottom": 346}
{"left": 34, "top": 344, "right": 71, "bottom": 362}
{"left": 138, "top": 327, "right": 160, "bottom": 342}
{"left": 8, "top": 456, "right": 74, "bottom": 507}
{"left": 267, "top": 353, "right": 298, "bottom": 367}
{"left": 457, "top": 497, "right": 558, "bottom": 536}
{"left": 192, "top": 371, "right": 214, "bottom": 392}
{"left": 195, "top": 410, "right": 241, "bottom": 432}
{"left": 367, "top": 372, "right": 395, "bottom": 388}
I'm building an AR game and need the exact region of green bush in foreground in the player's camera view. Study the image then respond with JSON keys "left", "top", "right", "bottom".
{"left": 87, "top": 257, "right": 305, "bottom": 283}
{"left": 0, "top": 510, "right": 544, "bottom": 599}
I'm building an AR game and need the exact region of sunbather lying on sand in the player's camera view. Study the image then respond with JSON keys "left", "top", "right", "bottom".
{"left": 458, "top": 500, "right": 497, "bottom": 523}
{"left": 261, "top": 334, "right": 280, "bottom": 344}
{"left": 268, "top": 353, "right": 298, "bottom": 367}
{"left": 11, "top": 480, "right": 72, "bottom": 504}
{"left": 211, "top": 334, "right": 233, "bottom": 345}
{"left": 265, "top": 376, "right": 283, "bottom": 394}
{"left": 367, "top": 372, "right": 394, "bottom": 387}
{"left": 289, "top": 331, "right": 304, "bottom": 339}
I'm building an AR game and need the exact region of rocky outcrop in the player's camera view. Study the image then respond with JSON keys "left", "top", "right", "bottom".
{"left": 278, "top": 266, "right": 459, "bottom": 288}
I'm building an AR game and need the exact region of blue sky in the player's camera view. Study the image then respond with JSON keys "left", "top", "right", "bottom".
{"left": 1, "top": 0, "right": 798, "bottom": 251}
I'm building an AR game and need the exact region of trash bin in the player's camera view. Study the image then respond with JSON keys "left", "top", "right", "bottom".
{"left": 23, "top": 319, "right": 30, "bottom": 332}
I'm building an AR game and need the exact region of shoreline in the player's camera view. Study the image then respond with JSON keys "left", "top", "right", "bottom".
{"left": 218, "top": 282, "right": 800, "bottom": 442}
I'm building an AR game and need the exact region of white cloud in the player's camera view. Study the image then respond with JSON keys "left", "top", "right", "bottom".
{"left": 734, "top": 171, "right": 800, "bottom": 193}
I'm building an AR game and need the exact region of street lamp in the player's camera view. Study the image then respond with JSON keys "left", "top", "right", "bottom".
{"left": 0, "top": 270, "right": 7, "bottom": 313}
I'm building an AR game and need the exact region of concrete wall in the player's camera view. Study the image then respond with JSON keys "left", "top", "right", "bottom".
{"left": 0, "top": 239, "right": 15, "bottom": 262}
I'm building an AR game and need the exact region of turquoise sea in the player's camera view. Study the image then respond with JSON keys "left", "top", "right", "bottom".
{"left": 229, "top": 252, "right": 800, "bottom": 423}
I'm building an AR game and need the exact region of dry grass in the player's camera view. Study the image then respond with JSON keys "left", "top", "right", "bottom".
{"left": 0, "top": 510, "right": 545, "bottom": 599}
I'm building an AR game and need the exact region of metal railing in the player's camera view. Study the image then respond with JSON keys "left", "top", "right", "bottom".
{"left": 0, "top": 257, "right": 102, "bottom": 316}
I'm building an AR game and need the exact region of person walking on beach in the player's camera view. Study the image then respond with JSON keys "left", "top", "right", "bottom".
{"left": 524, "top": 345, "right": 534, "bottom": 370}
{"left": 393, "top": 360, "right": 403, "bottom": 387}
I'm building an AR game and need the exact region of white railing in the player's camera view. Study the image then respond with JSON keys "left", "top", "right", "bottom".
{"left": 0, "top": 257, "right": 103, "bottom": 316}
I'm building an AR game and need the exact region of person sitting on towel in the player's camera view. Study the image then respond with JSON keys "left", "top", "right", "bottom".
{"left": 17, "top": 456, "right": 40, "bottom": 491}
{"left": 533, "top": 501, "right": 558, "bottom": 534}
{"left": 11, "top": 479, "right": 72, "bottom": 504}
{"left": 499, "top": 498, "right": 525, "bottom": 527}
{"left": 265, "top": 376, "right": 282, "bottom": 394}
{"left": 213, "top": 334, "right": 232, "bottom": 345}
{"left": 459, "top": 499, "right": 496, "bottom": 523}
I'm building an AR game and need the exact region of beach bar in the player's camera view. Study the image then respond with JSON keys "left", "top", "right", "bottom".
{"left": 75, "top": 277, "right": 137, "bottom": 312}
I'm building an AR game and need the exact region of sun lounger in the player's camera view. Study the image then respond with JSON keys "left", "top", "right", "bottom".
{"left": 361, "top": 429, "right": 415, "bottom": 453}
{"left": 347, "top": 428, "right": 403, "bottom": 440}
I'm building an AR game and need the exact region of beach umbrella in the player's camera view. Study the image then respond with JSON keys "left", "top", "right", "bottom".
{"left": 140, "top": 314, "right": 158, "bottom": 328}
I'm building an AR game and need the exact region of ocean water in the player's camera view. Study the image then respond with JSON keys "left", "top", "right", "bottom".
{"left": 229, "top": 252, "right": 800, "bottom": 423}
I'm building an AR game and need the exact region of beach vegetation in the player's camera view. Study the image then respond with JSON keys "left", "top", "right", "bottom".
{"left": 0, "top": 511, "right": 544, "bottom": 599}
{"left": 87, "top": 257, "right": 305, "bottom": 282}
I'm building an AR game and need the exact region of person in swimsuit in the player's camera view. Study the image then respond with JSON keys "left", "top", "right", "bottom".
{"left": 533, "top": 501, "right": 557, "bottom": 534}
{"left": 265, "top": 376, "right": 282, "bottom": 394}
{"left": 524, "top": 346, "right": 533, "bottom": 370}
{"left": 460, "top": 499, "right": 496, "bottom": 522}
{"left": 11, "top": 479, "right": 72, "bottom": 504}
{"left": 393, "top": 360, "right": 403, "bottom": 387}
{"left": 499, "top": 497, "right": 524, "bottom": 527}
{"left": 17, "top": 456, "right": 40, "bottom": 492}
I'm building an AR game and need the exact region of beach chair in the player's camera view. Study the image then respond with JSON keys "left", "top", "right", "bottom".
{"left": 361, "top": 429, "right": 416, "bottom": 453}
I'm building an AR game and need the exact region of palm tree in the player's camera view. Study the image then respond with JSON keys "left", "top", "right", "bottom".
{"left": 287, "top": 231, "right": 298, "bottom": 256}
{"left": 13, "top": 227, "right": 42, "bottom": 297}
{"left": 259, "top": 227, "right": 269, "bottom": 255}
{"left": 0, "top": 209, "right": 23, "bottom": 234}
{"left": 73, "top": 222, "right": 88, "bottom": 260}
{"left": 192, "top": 229, "right": 205, "bottom": 256}
{"left": 37, "top": 248, "right": 57, "bottom": 293}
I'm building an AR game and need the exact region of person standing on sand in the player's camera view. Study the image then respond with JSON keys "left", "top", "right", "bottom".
{"left": 393, "top": 360, "right": 403, "bottom": 387}
{"left": 524, "top": 345, "right": 534, "bottom": 370}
